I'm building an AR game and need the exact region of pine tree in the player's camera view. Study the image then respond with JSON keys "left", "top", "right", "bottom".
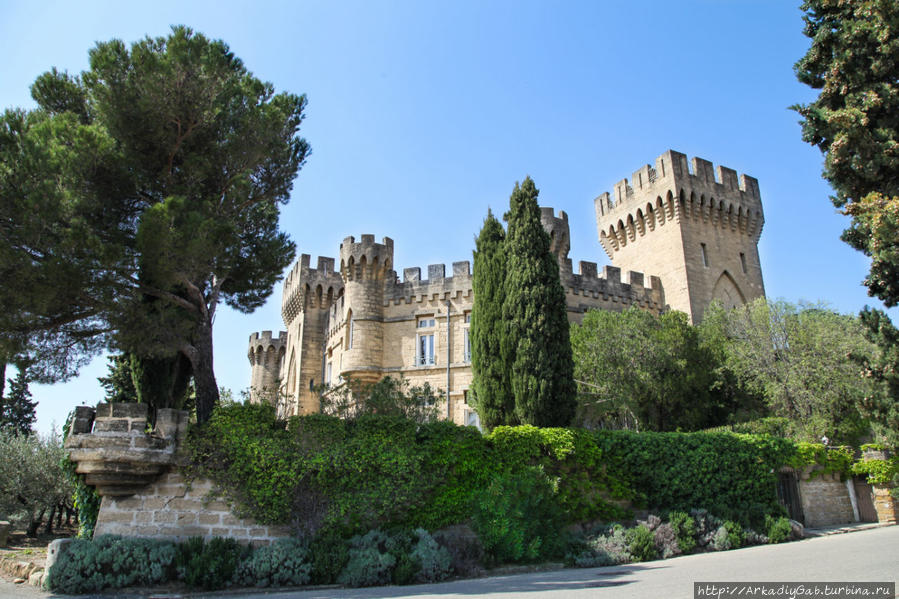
{"left": 1, "top": 366, "right": 37, "bottom": 436}
{"left": 502, "top": 177, "right": 576, "bottom": 427}
{"left": 794, "top": 0, "right": 899, "bottom": 305}
{"left": 471, "top": 209, "right": 514, "bottom": 427}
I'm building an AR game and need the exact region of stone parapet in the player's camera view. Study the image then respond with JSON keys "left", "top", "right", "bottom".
{"left": 65, "top": 403, "right": 189, "bottom": 497}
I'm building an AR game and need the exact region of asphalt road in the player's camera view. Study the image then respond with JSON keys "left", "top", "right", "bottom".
{"left": 1, "top": 525, "right": 896, "bottom": 599}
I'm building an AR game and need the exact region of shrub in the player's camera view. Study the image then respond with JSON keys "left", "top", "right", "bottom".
{"left": 667, "top": 511, "right": 696, "bottom": 554}
{"left": 710, "top": 526, "right": 732, "bottom": 551}
{"left": 567, "top": 524, "right": 631, "bottom": 567}
{"left": 432, "top": 524, "right": 484, "bottom": 577}
{"left": 625, "top": 524, "right": 657, "bottom": 562}
{"left": 471, "top": 467, "right": 566, "bottom": 565}
{"left": 690, "top": 509, "right": 724, "bottom": 549}
{"left": 235, "top": 538, "right": 311, "bottom": 587}
{"left": 652, "top": 523, "right": 680, "bottom": 559}
{"left": 308, "top": 529, "right": 350, "bottom": 584}
{"left": 487, "top": 425, "right": 633, "bottom": 522}
{"left": 338, "top": 530, "right": 397, "bottom": 588}
{"left": 175, "top": 536, "right": 247, "bottom": 590}
{"left": 47, "top": 535, "right": 177, "bottom": 594}
{"left": 722, "top": 521, "right": 744, "bottom": 549}
{"left": 410, "top": 528, "right": 452, "bottom": 583}
{"left": 765, "top": 515, "right": 793, "bottom": 544}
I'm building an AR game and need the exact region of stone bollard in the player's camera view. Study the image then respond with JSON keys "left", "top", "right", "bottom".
{"left": 0, "top": 521, "right": 9, "bottom": 547}
{"left": 46, "top": 538, "right": 73, "bottom": 572}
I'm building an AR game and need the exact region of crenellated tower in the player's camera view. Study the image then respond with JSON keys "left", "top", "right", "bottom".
{"left": 279, "top": 254, "right": 344, "bottom": 415}
{"left": 338, "top": 235, "right": 394, "bottom": 384}
{"left": 594, "top": 150, "right": 765, "bottom": 322}
{"left": 247, "top": 330, "right": 287, "bottom": 402}
{"left": 539, "top": 207, "right": 573, "bottom": 279}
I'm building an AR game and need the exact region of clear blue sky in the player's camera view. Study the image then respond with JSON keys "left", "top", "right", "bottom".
{"left": 1, "top": 0, "right": 887, "bottom": 435}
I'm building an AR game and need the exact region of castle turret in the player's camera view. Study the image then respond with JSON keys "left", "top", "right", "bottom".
{"left": 280, "top": 254, "right": 344, "bottom": 415}
{"left": 594, "top": 150, "right": 765, "bottom": 322}
{"left": 540, "top": 206, "right": 573, "bottom": 278}
{"left": 338, "top": 235, "right": 394, "bottom": 384}
{"left": 247, "top": 330, "right": 287, "bottom": 403}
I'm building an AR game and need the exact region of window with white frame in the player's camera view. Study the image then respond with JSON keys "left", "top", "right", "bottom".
{"left": 416, "top": 316, "right": 436, "bottom": 366}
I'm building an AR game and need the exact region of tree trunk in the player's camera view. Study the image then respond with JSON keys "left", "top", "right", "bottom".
{"left": 26, "top": 508, "right": 46, "bottom": 537}
{"left": 0, "top": 360, "right": 5, "bottom": 399}
{"left": 44, "top": 506, "right": 55, "bottom": 535}
{"left": 188, "top": 319, "right": 219, "bottom": 424}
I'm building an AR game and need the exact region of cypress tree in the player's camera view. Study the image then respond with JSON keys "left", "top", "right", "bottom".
{"left": 502, "top": 177, "right": 576, "bottom": 427}
{"left": 0, "top": 366, "right": 37, "bottom": 436}
{"left": 471, "top": 209, "right": 514, "bottom": 427}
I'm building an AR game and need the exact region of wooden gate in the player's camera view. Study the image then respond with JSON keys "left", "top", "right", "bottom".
{"left": 777, "top": 470, "right": 804, "bottom": 523}
{"left": 853, "top": 477, "right": 878, "bottom": 522}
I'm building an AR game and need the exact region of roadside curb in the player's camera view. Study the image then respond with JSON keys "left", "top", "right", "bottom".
{"left": 803, "top": 522, "right": 892, "bottom": 537}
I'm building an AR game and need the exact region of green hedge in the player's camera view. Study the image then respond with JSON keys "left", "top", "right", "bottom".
{"left": 187, "top": 403, "right": 823, "bottom": 537}
{"left": 593, "top": 431, "right": 796, "bottom": 527}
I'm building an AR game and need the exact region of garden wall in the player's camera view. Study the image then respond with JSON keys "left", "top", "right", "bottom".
{"left": 795, "top": 470, "right": 855, "bottom": 528}
{"left": 94, "top": 470, "right": 289, "bottom": 544}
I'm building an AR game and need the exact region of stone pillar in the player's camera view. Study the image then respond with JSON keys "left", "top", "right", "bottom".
{"left": 872, "top": 486, "right": 898, "bottom": 524}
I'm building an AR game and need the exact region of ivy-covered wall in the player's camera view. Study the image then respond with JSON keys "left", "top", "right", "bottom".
{"left": 183, "top": 404, "right": 819, "bottom": 535}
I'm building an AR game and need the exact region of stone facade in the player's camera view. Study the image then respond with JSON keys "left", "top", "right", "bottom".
{"left": 248, "top": 150, "right": 766, "bottom": 420}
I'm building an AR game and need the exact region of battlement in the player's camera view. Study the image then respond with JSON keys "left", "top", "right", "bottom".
{"left": 385, "top": 260, "right": 474, "bottom": 304}
{"left": 557, "top": 261, "right": 664, "bottom": 309}
{"left": 340, "top": 235, "right": 395, "bottom": 282}
{"left": 248, "top": 330, "right": 287, "bottom": 360}
{"left": 595, "top": 150, "right": 765, "bottom": 258}
{"left": 595, "top": 150, "right": 761, "bottom": 218}
{"left": 281, "top": 254, "right": 345, "bottom": 324}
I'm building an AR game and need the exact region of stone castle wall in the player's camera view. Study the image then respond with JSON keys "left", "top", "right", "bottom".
{"left": 249, "top": 149, "right": 761, "bottom": 417}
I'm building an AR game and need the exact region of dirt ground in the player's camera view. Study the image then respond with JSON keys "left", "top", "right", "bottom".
{"left": 0, "top": 526, "right": 76, "bottom": 571}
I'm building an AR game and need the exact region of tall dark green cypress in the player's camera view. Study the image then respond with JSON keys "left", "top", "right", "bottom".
{"left": 471, "top": 210, "right": 515, "bottom": 427}
{"left": 502, "top": 177, "right": 576, "bottom": 427}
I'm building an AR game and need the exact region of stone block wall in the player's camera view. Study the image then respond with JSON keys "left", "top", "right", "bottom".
{"left": 797, "top": 471, "right": 855, "bottom": 528}
{"left": 872, "top": 487, "right": 898, "bottom": 525}
{"left": 94, "top": 470, "right": 289, "bottom": 545}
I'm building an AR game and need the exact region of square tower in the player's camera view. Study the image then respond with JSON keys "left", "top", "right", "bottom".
{"left": 594, "top": 150, "right": 765, "bottom": 322}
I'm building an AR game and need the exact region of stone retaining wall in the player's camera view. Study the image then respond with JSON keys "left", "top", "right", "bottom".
{"left": 94, "top": 470, "right": 289, "bottom": 545}
{"left": 797, "top": 472, "right": 855, "bottom": 528}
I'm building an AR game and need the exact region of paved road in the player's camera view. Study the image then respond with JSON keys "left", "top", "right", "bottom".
{"left": 1, "top": 526, "right": 896, "bottom": 599}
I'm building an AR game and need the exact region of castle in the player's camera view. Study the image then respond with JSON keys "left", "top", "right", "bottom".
{"left": 248, "top": 150, "right": 766, "bottom": 424}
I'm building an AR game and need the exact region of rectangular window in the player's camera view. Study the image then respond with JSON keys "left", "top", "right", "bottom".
{"left": 416, "top": 316, "right": 436, "bottom": 366}
{"left": 417, "top": 333, "right": 435, "bottom": 365}
{"left": 700, "top": 243, "right": 709, "bottom": 268}
{"left": 326, "top": 361, "right": 332, "bottom": 385}
{"left": 740, "top": 252, "right": 747, "bottom": 274}
{"left": 463, "top": 329, "right": 471, "bottom": 363}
